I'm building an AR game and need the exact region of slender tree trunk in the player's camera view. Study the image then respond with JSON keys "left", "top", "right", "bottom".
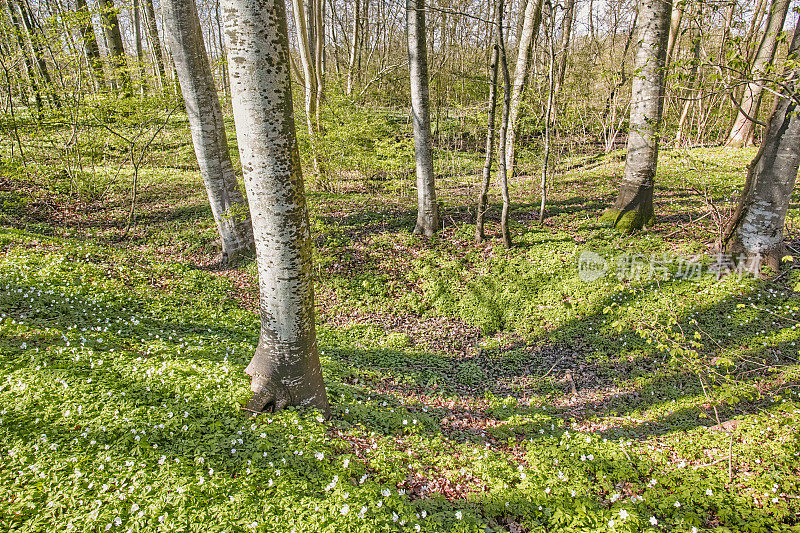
{"left": 723, "top": 29, "right": 800, "bottom": 271}
{"left": 515, "top": 0, "right": 528, "bottom": 50}
{"left": 4, "top": 0, "right": 41, "bottom": 110}
{"left": 475, "top": 0, "right": 501, "bottom": 243}
{"left": 718, "top": 1, "right": 734, "bottom": 62}
{"left": 214, "top": 0, "right": 229, "bottom": 97}
{"left": 726, "top": 0, "right": 790, "bottom": 148}
{"left": 346, "top": 0, "right": 359, "bottom": 96}
{"left": 665, "top": 0, "right": 684, "bottom": 67}
{"left": 97, "top": 0, "right": 130, "bottom": 96}
{"left": 75, "top": 0, "right": 105, "bottom": 90}
{"left": 407, "top": 0, "right": 439, "bottom": 236}
{"left": 143, "top": 0, "right": 167, "bottom": 92}
{"left": 675, "top": 3, "right": 701, "bottom": 145}
{"left": 313, "top": 0, "right": 324, "bottom": 129}
{"left": 744, "top": 0, "right": 768, "bottom": 60}
{"left": 497, "top": 6, "right": 512, "bottom": 248}
{"left": 221, "top": 0, "right": 329, "bottom": 415}
{"left": 162, "top": 0, "right": 255, "bottom": 266}
{"left": 133, "top": 0, "right": 147, "bottom": 95}
{"left": 504, "top": 0, "right": 544, "bottom": 180}
{"left": 553, "top": 0, "right": 575, "bottom": 97}
{"left": 540, "top": 1, "right": 556, "bottom": 224}
{"left": 291, "top": 0, "right": 324, "bottom": 183}
{"left": 12, "top": 0, "right": 59, "bottom": 109}
{"left": 603, "top": 0, "right": 672, "bottom": 232}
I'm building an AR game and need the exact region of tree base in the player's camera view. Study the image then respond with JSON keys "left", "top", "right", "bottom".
{"left": 220, "top": 245, "right": 255, "bottom": 270}
{"left": 724, "top": 239, "right": 786, "bottom": 274}
{"left": 602, "top": 180, "right": 655, "bottom": 233}
{"left": 600, "top": 208, "right": 655, "bottom": 234}
{"left": 242, "top": 345, "right": 330, "bottom": 417}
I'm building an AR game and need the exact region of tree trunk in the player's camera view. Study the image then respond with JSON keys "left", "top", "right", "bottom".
{"left": 12, "top": 0, "right": 59, "bottom": 109}
{"left": 603, "top": 0, "right": 672, "bottom": 233}
{"left": 540, "top": 1, "right": 557, "bottom": 224}
{"left": 346, "top": 0, "right": 359, "bottom": 96}
{"left": 475, "top": 0, "right": 501, "bottom": 243}
{"left": 75, "top": 0, "right": 105, "bottom": 90}
{"left": 290, "top": 0, "right": 324, "bottom": 183}
{"left": 97, "top": 0, "right": 130, "bottom": 96}
{"left": 675, "top": 3, "right": 701, "bottom": 145}
{"left": 726, "top": 0, "right": 790, "bottom": 148}
{"left": 162, "top": 0, "right": 255, "bottom": 266}
{"left": 553, "top": 0, "right": 575, "bottom": 98}
{"left": 214, "top": 0, "right": 229, "bottom": 97}
{"left": 718, "top": 1, "right": 734, "bottom": 63}
{"left": 142, "top": 0, "right": 167, "bottom": 92}
{"left": 407, "top": 0, "right": 439, "bottom": 237}
{"left": 221, "top": 0, "right": 329, "bottom": 415}
{"left": 504, "top": 0, "right": 544, "bottom": 180}
{"left": 133, "top": 0, "right": 147, "bottom": 95}
{"left": 665, "top": 0, "right": 684, "bottom": 67}
{"left": 4, "top": 0, "right": 42, "bottom": 110}
{"left": 497, "top": 4, "right": 512, "bottom": 248}
{"left": 723, "top": 29, "right": 800, "bottom": 271}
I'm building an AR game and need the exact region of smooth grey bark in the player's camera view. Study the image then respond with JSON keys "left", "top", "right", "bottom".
{"left": 221, "top": 0, "right": 329, "bottom": 415}
{"left": 665, "top": 0, "right": 684, "bottom": 67}
{"left": 604, "top": 0, "right": 672, "bottom": 232}
{"left": 407, "top": 0, "right": 439, "bottom": 236}
{"left": 475, "top": 0, "right": 501, "bottom": 243}
{"left": 133, "top": 0, "right": 147, "bottom": 95}
{"left": 162, "top": 0, "right": 254, "bottom": 266}
{"left": 504, "top": 0, "right": 544, "bottom": 180}
{"left": 291, "top": 0, "right": 325, "bottom": 183}
{"left": 724, "top": 29, "right": 800, "bottom": 271}
{"left": 97, "top": 0, "right": 130, "bottom": 95}
{"left": 726, "top": 0, "right": 791, "bottom": 147}
{"left": 143, "top": 0, "right": 167, "bottom": 91}
{"left": 718, "top": 1, "right": 734, "bottom": 62}
{"left": 75, "top": 0, "right": 105, "bottom": 90}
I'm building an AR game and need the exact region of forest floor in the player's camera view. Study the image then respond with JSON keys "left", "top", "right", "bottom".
{"left": 1, "top": 112, "right": 799, "bottom": 532}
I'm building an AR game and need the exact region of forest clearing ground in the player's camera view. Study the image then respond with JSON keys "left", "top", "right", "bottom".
{"left": 2, "top": 139, "right": 799, "bottom": 532}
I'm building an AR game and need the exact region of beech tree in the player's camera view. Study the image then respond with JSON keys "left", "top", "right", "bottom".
{"left": 504, "top": 0, "right": 544, "bottom": 180}
{"left": 143, "top": 0, "right": 167, "bottom": 90}
{"left": 162, "top": 0, "right": 255, "bottom": 266}
{"left": 221, "top": 0, "right": 330, "bottom": 414}
{"left": 75, "top": 0, "right": 105, "bottom": 91}
{"left": 407, "top": 0, "right": 439, "bottom": 237}
{"left": 725, "top": 0, "right": 791, "bottom": 148}
{"left": 603, "top": 0, "right": 672, "bottom": 232}
{"left": 97, "top": 0, "right": 130, "bottom": 95}
{"left": 723, "top": 29, "right": 800, "bottom": 271}
{"left": 475, "top": 0, "right": 502, "bottom": 243}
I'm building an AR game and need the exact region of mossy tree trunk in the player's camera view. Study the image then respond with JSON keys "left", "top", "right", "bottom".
{"left": 723, "top": 30, "right": 800, "bottom": 271}
{"left": 222, "top": 0, "right": 330, "bottom": 415}
{"left": 603, "top": 0, "right": 672, "bottom": 233}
